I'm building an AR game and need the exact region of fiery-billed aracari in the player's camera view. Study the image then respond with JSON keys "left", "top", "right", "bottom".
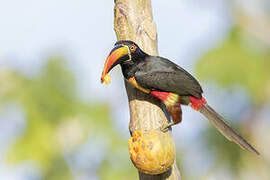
{"left": 101, "top": 40, "right": 259, "bottom": 155}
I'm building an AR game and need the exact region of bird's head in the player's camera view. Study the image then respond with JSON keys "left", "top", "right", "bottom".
{"left": 101, "top": 40, "right": 143, "bottom": 84}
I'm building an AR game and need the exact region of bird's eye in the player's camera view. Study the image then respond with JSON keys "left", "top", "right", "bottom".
{"left": 130, "top": 45, "right": 135, "bottom": 51}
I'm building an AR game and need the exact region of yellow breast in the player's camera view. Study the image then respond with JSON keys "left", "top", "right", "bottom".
{"left": 127, "top": 77, "right": 150, "bottom": 94}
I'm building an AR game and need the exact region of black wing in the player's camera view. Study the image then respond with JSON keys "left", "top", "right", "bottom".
{"left": 135, "top": 56, "right": 203, "bottom": 98}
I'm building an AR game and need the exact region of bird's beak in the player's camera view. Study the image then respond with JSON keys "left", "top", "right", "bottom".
{"left": 101, "top": 45, "right": 129, "bottom": 84}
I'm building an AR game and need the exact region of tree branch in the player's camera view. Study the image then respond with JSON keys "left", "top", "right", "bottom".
{"left": 113, "top": 0, "right": 181, "bottom": 179}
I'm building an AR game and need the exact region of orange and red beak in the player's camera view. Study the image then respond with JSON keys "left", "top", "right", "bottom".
{"left": 101, "top": 45, "right": 129, "bottom": 84}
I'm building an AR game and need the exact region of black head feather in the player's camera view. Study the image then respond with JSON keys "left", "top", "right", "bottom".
{"left": 115, "top": 40, "right": 138, "bottom": 47}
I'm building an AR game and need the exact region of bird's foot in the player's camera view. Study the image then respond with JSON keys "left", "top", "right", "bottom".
{"left": 160, "top": 122, "right": 175, "bottom": 132}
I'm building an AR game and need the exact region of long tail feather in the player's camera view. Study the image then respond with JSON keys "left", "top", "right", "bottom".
{"left": 199, "top": 104, "right": 260, "bottom": 155}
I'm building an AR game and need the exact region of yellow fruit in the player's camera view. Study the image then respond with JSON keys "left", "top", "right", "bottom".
{"left": 104, "top": 74, "right": 111, "bottom": 85}
{"left": 128, "top": 130, "right": 175, "bottom": 175}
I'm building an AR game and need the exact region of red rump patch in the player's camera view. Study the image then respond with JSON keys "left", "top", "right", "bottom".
{"left": 150, "top": 91, "right": 170, "bottom": 102}
{"left": 189, "top": 96, "right": 206, "bottom": 110}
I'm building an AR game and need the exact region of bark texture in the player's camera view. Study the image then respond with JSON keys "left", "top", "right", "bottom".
{"left": 113, "top": 0, "right": 181, "bottom": 179}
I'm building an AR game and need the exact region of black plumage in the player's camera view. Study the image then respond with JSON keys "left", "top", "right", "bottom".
{"left": 135, "top": 56, "right": 203, "bottom": 99}
{"left": 102, "top": 40, "right": 260, "bottom": 155}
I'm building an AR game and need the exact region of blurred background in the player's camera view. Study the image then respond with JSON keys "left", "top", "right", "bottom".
{"left": 0, "top": 0, "right": 269, "bottom": 179}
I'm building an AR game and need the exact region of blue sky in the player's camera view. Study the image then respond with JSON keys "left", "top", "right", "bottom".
{"left": 0, "top": 0, "right": 231, "bottom": 99}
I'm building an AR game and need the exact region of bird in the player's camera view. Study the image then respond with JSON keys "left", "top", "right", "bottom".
{"left": 101, "top": 40, "right": 259, "bottom": 155}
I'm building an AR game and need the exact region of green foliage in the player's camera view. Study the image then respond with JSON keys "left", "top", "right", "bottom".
{"left": 195, "top": 28, "right": 270, "bottom": 178}
{"left": 0, "top": 57, "right": 136, "bottom": 179}
{"left": 196, "top": 29, "right": 270, "bottom": 105}
{"left": 204, "top": 125, "right": 242, "bottom": 173}
{"left": 98, "top": 148, "right": 138, "bottom": 180}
